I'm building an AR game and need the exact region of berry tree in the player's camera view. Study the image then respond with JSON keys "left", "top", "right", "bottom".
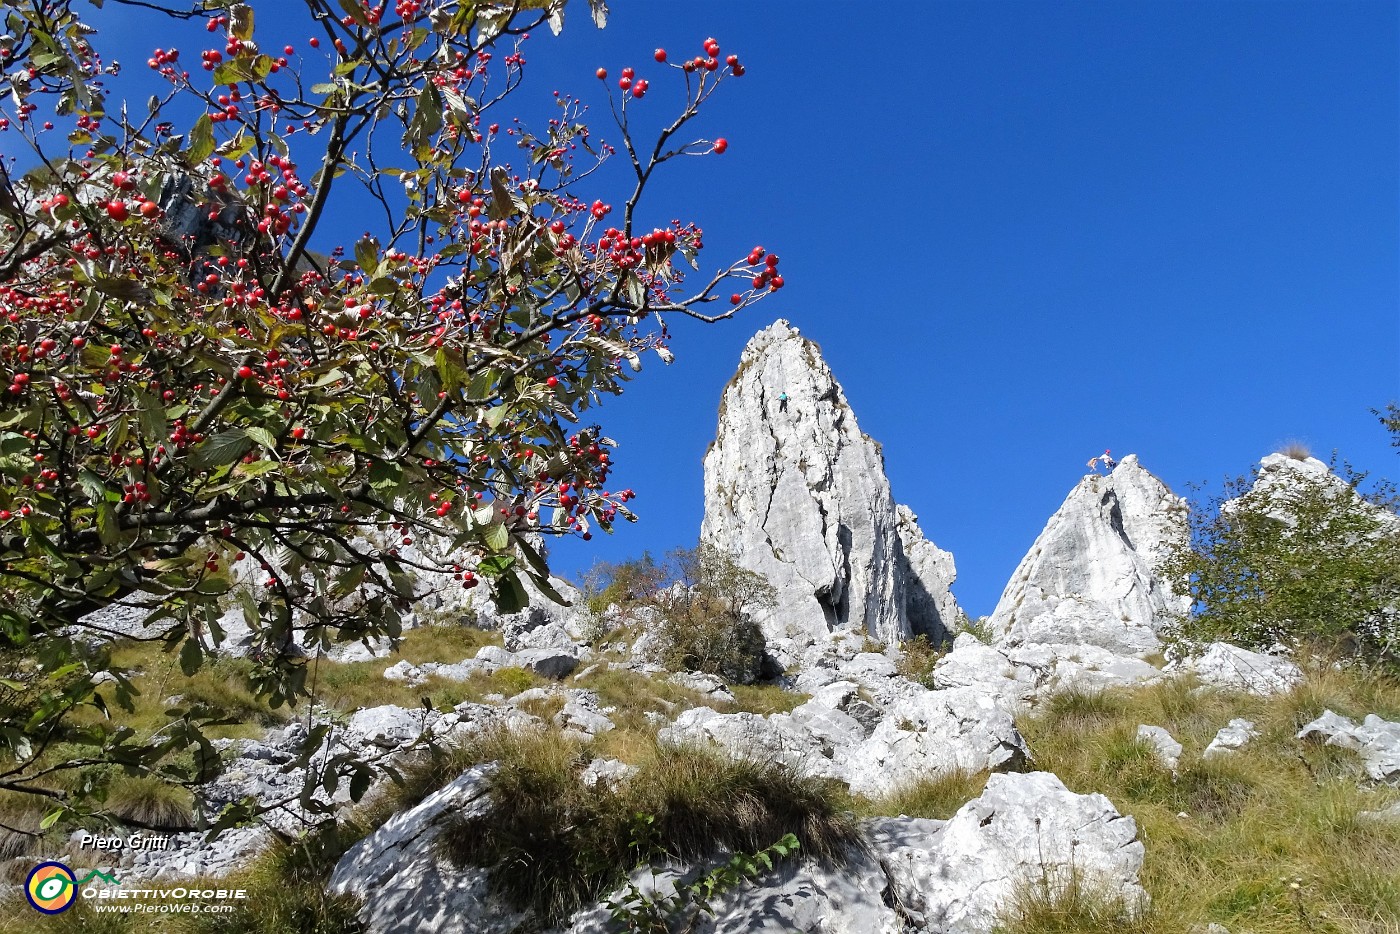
{"left": 0, "top": 0, "right": 782, "bottom": 831}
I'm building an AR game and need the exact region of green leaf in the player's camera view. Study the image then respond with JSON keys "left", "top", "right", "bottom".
{"left": 354, "top": 236, "right": 380, "bottom": 276}
{"left": 39, "top": 807, "right": 65, "bottom": 831}
{"left": 95, "top": 502, "right": 118, "bottom": 546}
{"left": 435, "top": 346, "right": 468, "bottom": 393}
{"left": 337, "top": 0, "right": 370, "bottom": 26}
{"left": 484, "top": 522, "right": 509, "bottom": 552}
{"left": 134, "top": 387, "right": 165, "bottom": 440}
{"left": 179, "top": 637, "right": 203, "bottom": 676}
{"left": 188, "top": 114, "right": 215, "bottom": 164}
{"left": 245, "top": 426, "right": 278, "bottom": 452}
{"left": 476, "top": 554, "right": 515, "bottom": 578}
{"left": 191, "top": 429, "right": 252, "bottom": 469}
{"left": 485, "top": 405, "right": 508, "bottom": 430}
{"left": 494, "top": 573, "right": 529, "bottom": 614}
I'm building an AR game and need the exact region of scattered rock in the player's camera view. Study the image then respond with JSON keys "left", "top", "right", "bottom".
{"left": 667, "top": 671, "right": 738, "bottom": 704}
{"left": 1297, "top": 709, "right": 1400, "bottom": 783}
{"left": 1203, "top": 718, "right": 1258, "bottom": 759}
{"left": 1137, "top": 725, "right": 1182, "bottom": 770}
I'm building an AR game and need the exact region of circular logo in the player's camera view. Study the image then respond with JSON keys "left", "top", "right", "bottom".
{"left": 26, "top": 862, "right": 77, "bottom": 914}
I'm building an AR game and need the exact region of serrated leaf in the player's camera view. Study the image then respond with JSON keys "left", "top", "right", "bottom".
{"left": 134, "top": 387, "right": 164, "bottom": 440}
{"left": 191, "top": 429, "right": 251, "bottom": 469}
{"left": 245, "top": 426, "right": 278, "bottom": 452}
{"left": 484, "top": 522, "right": 509, "bottom": 552}
{"left": 485, "top": 405, "right": 508, "bottom": 430}
{"left": 435, "top": 345, "right": 467, "bottom": 392}
{"left": 179, "top": 637, "right": 203, "bottom": 676}
{"left": 188, "top": 114, "right": 215, "bottom": 164}
{"left": 337, "top": 0, "right": 370, "bottom": 26}
{"left": 354, "top": 236, "right": 380, "bottom": 276}
{"left": 493, "top": 572, "right": 529, "bottom": 613}
{"left": 228, "top": 3, "right": 254, "bottom": 40}
{"left": 95, "top": 502, "right": 118, "bottom": 545}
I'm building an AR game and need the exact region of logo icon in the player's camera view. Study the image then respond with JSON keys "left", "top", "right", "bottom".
{"left": 26, "top": 862, "right": 77, "bottom": 914}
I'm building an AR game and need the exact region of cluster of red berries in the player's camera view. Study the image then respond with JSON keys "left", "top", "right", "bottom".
{"left": 730, "top": 247, "right": 784, "bottom": 303}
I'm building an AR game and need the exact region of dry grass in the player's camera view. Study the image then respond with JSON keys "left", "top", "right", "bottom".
{"left": 857, "top": 768, "right": 990, "bottom": 820}
{"left": 437, "top": 729, "right": 858, "bottom": 925}
{"left": 1014, "top": 661, "right": 1400, "bottom": 933}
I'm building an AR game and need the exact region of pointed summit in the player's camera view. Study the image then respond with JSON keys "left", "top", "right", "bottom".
{"left": 985, "top": 455, "right": 1189, "bottom": 654}
{"left": 701, "top": 320, "right": 958, "bottom": 648}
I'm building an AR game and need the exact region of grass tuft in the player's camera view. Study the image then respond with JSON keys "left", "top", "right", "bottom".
{"left": 437, "top": 729, "right": 858, "bottom": 925}
{"left": 857, "top": 768, "right": 990, "bottom": 820}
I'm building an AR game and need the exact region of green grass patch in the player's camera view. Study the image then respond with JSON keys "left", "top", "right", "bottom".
{"left": 437, "top": 729, "right": 859, "bottom": 926}
{"left": 857, "top": 768, "right": 990, "bottom": 820}
{"left": 1017, "top": 662, "right": 1400, "bottom": 933}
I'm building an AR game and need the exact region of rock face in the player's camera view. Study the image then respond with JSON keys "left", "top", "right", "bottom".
{"left": 985, "top": 455, "right": 1189, "bottom": 654}
{"left": 701, "top": 320, "right": 958, "bottom": 647}
{"left": 567, "top": 771, "right": 1146, "bottom": 934}
{"left": 328, "top": 766, "right": 527, "bottom": 934}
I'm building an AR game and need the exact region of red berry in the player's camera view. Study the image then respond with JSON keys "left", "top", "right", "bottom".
{"left": 309, "top": 37, "right": 320, "bottom": 48}
{"left": 106, "top": 200, "right": 128, "bottom": 221}
{"left": 654, "top": 48, "right": 666, "bottom": 62}
{"left": 291, "top": 427, "right": 306, "bottom": 440}
{"left": 595, "top": 67, "right": 607, "bottom": 79}
{"left": 237, "top": 365, "right": 254, "bottom": 379}
{"left": 713, "top": 138, "right": 728, "bottom": 154}
{"left": 139, "top": 200, "right": 159, "bottom": 218}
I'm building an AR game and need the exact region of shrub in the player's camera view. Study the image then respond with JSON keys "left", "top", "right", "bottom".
{"left": 652, "top": 544, "right": 774, "bottom": 684}
{"left": 580, "top": 553, "right": 670, "bottom": 615}
{"left": 1161, "top": 461, "right": 1400, "bottom": 665}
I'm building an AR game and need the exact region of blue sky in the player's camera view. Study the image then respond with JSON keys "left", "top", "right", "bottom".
{"left": 90, "top": 1, "right": 1398, "bottom": 617}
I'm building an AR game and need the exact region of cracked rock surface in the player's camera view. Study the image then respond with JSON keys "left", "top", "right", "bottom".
{"left": 700, "top": 319, "right": 958, "bottom": 648}
{"left": 985, "top": 455, "right": 1189, "bottom": 655}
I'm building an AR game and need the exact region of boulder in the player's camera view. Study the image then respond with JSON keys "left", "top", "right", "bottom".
{"left": 1203, "top": 718, "right": 1258, "bottom": 759}
{"left": 1136, "top": 725, "right": 1182, "bottom": 770}
{"left": 869, "top": 772, "right": 1147, "bottom": 932}
{"left": 985, "top": 455, "right": 1189, "bottom": 654}
{"left": 328, "top": 766, "right": 527, "bottom": 934}
{"left": 701, "top": 320, "right": 958, "bottom": 648}
{"left": 1169, "top": 643, "right": 1302, "bottom": 696}
{"left": 1297, "top": 709, "right": 1400, "bottom": 783}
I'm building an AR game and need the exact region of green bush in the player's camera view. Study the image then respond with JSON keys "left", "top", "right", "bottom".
{"left": 653, "top": 544, "right": 774, "bottom": 684}
{"left": 1161, "top": 461, "right": 1400, "bottom": 665}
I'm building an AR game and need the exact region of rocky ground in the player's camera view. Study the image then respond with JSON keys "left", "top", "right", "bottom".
{"left": 8, "top": 320, "right": 1400, "bottom": 934}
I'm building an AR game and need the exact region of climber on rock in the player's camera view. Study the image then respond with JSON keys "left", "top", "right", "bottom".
{"left": 778, "top": 392, "right": 788, "bottom": 413}
{"left": 1087, "top": 450, "right": 1117, "bottom": 473}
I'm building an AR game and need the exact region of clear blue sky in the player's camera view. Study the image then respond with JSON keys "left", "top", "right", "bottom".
{"left": 93, "top": 1, "right": 1398, "bottom": 617}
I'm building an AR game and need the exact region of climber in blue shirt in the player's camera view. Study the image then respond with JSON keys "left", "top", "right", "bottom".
{"left": 778, "top": 392, "right": 789, "bottom": 413}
